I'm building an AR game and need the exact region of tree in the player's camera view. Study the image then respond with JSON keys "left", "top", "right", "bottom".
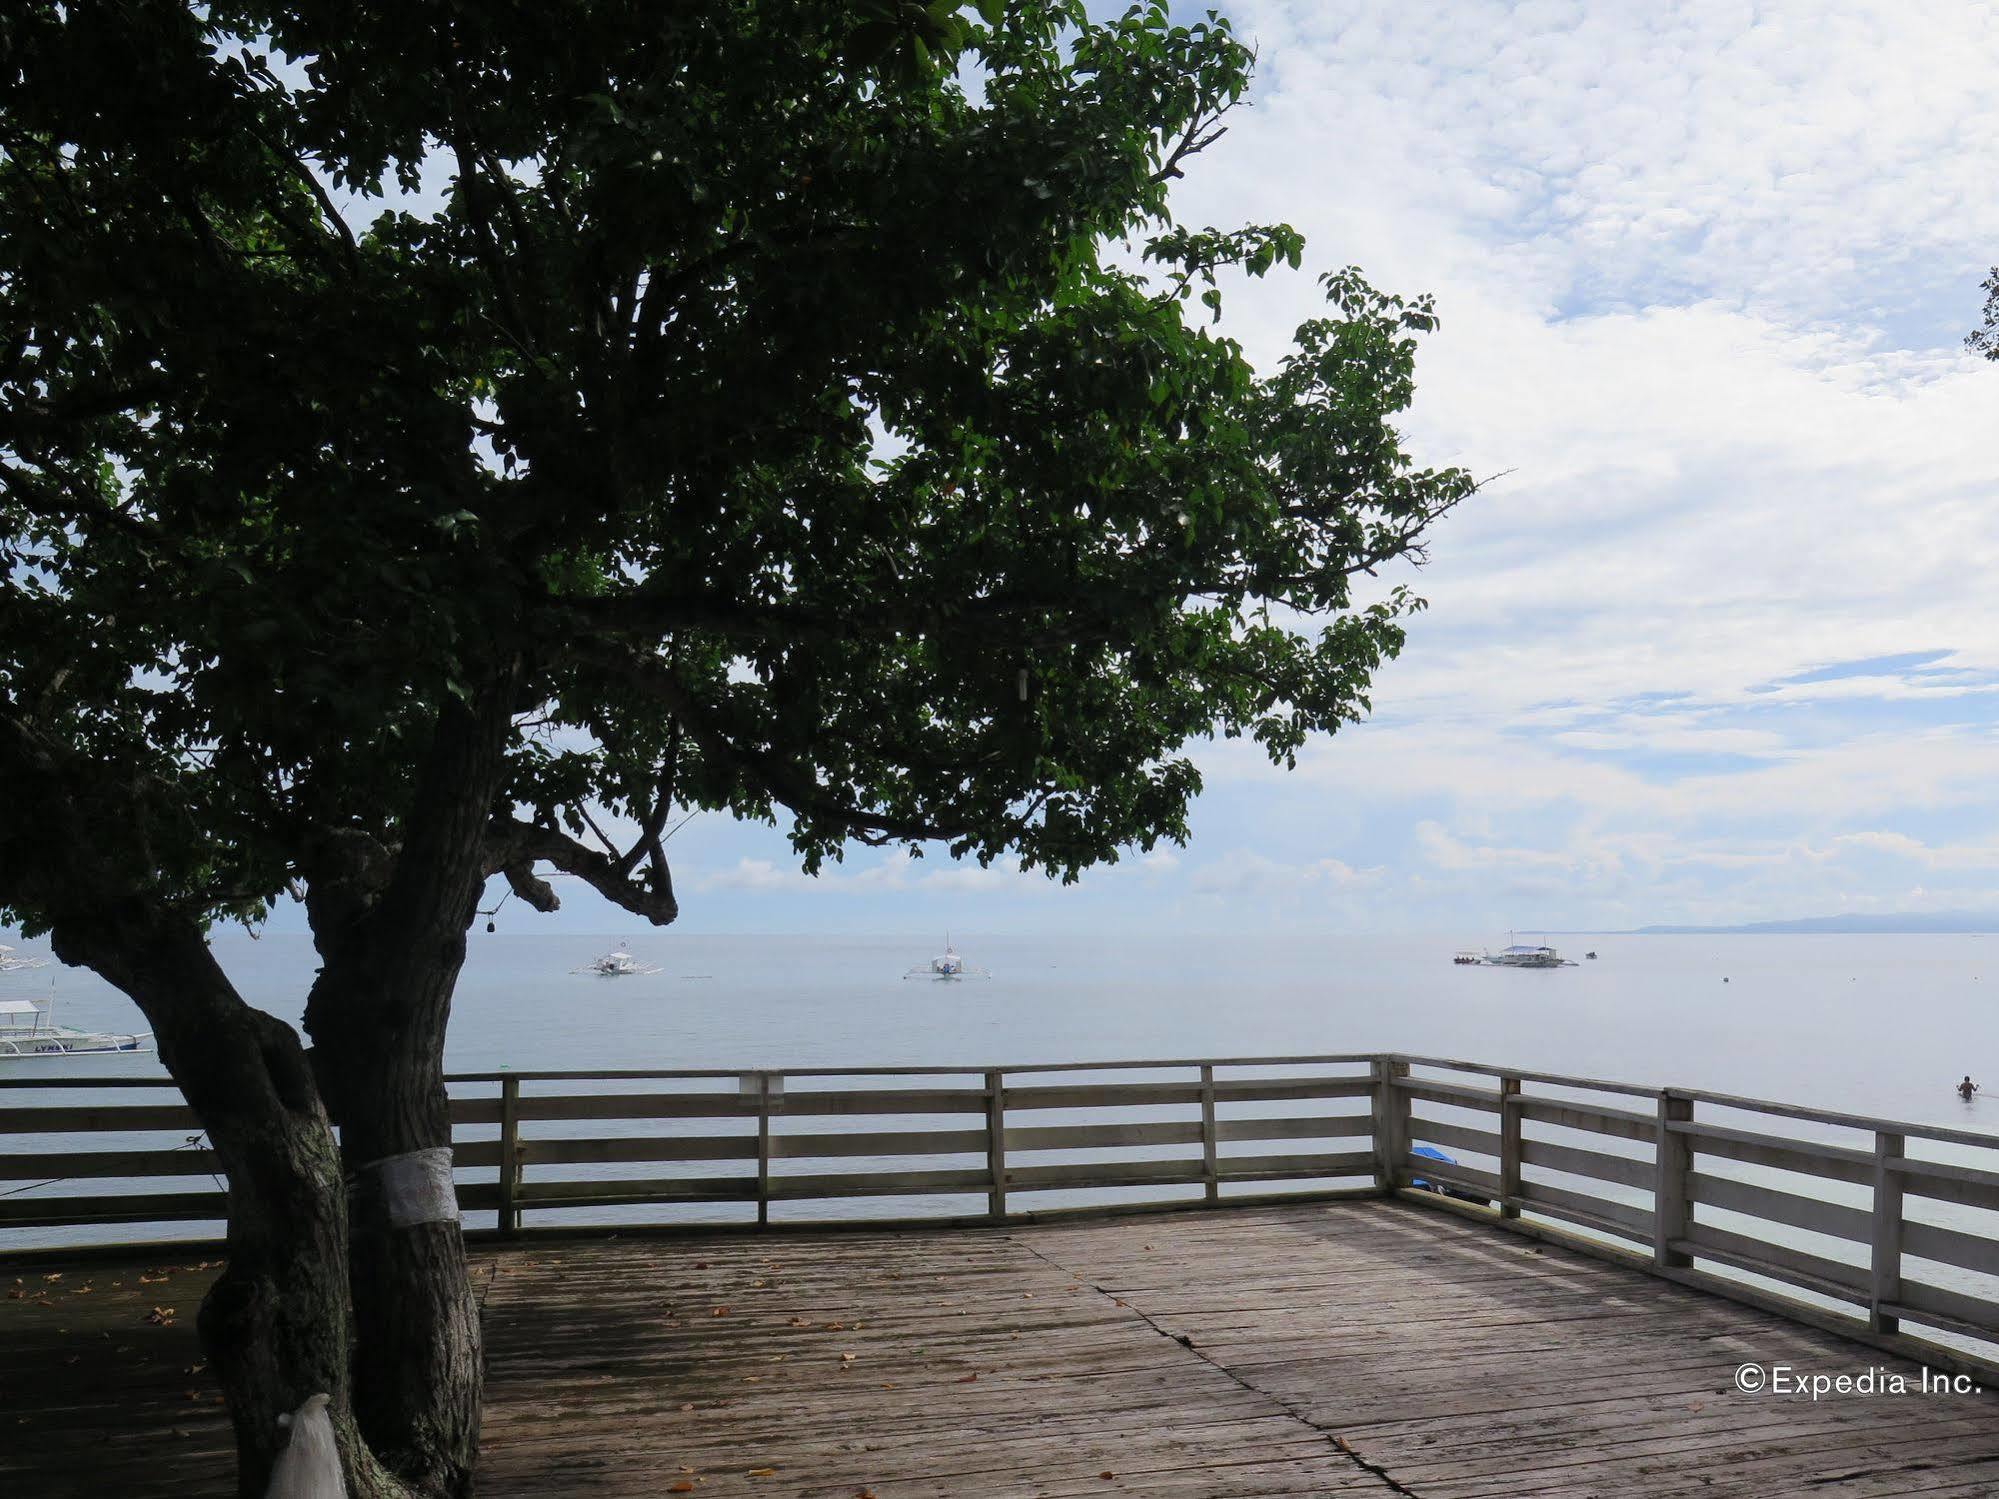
{"left": 1974, "top": 266, "right": 1999, "bottom": 358}
{"left": 0, "top": 1, "right": 1474, "bottom": 1493}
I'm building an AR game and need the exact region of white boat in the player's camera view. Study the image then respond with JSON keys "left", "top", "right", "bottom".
{"left": 0, "top": 945, "right": 47, "bottom": 973}
{"left": 573, "top": 943, "right": 662, "bottom": 977}
{"left": 1483, "top": 943, "right": 1575, "bottom": 969}
{"left": 904, "top": 940, "right": 989, "bottom": 981}
{"left": 0, "top": 998, "right": 151, "bottom": 1057}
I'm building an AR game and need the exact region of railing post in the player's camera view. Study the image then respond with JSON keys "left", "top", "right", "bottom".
{"left": 1498, "top": 1075, "right": 1522, "bottom": 1219}
{"left": 1200, "top": 1064, "right": 1219, "bottom": 1204}
{"left": 757, "top": 1072, "right": 772, "bottom": 1228}
{"left": 497, "top": 1073, "right": 521, "bottom": 1238}
{"left": 1870, "top": 1130, "right": 1904, "bottom": 1334}
{"left": 1652, "top": 1090, "right": 1693, "bottom": 1268}
{"left": 1372, "top": 1056, "right": 1410, "bottom": 1192}
{"left": 985, "top": 1068, "right": 1007, "bottom": 1221}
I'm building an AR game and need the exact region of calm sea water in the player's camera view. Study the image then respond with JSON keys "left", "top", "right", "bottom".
{"left": 8, "top": 928, "right": 1999, "bottom": 1125}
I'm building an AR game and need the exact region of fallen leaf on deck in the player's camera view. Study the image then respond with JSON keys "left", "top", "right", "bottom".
{"left": 746, "top": 1467, "right": 776, "bottom": 1478}
{"left": 1100, "top": 1471, "right": 1115, "bottom": 1480}
{"left": 668, "top": 1483, "right": 695, "bottom": 1493}
{"left": 956, "top": 1373, "right": 978, "bottom": 1383}
{"left": 710, "top": 1307, "right": 730, "bottom": 1317}
{"left": 43, "top": 1273, "right": 61, "bottom": 1283}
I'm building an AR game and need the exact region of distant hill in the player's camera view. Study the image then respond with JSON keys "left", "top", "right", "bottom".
{"left": 1633, "top": 912, "right": 1999, "bottom": 935}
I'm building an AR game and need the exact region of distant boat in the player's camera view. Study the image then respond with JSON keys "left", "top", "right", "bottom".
{"left": 573, "top": 943, "right": 662, "bottom": 977}
{"left": 1483, "top": 944, "right": 1576, "bottom": 969}
{"left": 0, "top": 998, "right": 150, "bottom": 1058}
{"left": 0, "top": 945, "right": 47, "bottom": 974}
{"left": 904, "top": 940, "right": 989, "bottom": 981}
{"left": 1452, "top": 951, "right": 1482, "bottom": 966}
{"left": 1585, "top": 951, "right": 1599, "bottom": 960}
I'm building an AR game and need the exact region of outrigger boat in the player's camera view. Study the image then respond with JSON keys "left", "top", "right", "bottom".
{"left": 0, "top": 998, "right": 150, "bottom": 1057}
{"left": 573, "top": 943, "right": 663, "bottom": 977}
{"left": 1482, "top": 944, "right": 1576, "bottom": 969}
{"left": 904, "top": 940, "right": 989, "bottom": 981}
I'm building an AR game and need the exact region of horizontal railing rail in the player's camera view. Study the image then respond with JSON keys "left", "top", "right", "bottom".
{"left": 5, "top": 1052, "right": 1999, "bottom": 1378}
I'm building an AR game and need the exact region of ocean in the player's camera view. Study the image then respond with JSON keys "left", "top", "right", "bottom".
{"left": 9, "top": 928, "right": 1999, "bottom": 1126}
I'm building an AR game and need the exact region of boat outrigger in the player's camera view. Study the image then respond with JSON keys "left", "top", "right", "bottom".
{"left": 0, "top": 998, "right": 150, "bottom": 1057}
{"left": 573, "top": 943, "right": 663, "bottom": 977}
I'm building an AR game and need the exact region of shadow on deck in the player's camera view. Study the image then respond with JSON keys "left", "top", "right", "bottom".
{"left": 7, "top": 1199, "right": 1999, "bottom": 1497}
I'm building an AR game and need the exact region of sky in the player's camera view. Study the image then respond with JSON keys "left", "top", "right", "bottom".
{"left": 363, "top": 3, "right": 1999, "bottom": 938}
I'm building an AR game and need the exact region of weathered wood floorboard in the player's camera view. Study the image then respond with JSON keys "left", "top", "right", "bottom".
{"left": 4, "top": 1199, "right": 1995, "bottom": 1496}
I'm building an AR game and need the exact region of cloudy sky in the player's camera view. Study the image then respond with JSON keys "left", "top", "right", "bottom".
{"left": 530, "top": 0, "right": 1999, "bottom": 937}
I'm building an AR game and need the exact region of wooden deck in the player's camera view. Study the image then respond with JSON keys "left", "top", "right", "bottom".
{"left": 8, "top": 1199, "right": 1999, "bottom": 1497}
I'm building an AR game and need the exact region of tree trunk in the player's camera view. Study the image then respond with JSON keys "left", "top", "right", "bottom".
{"left": 307, "top": 958, "right": 483, "bottom": 1498}
{"left": 46, "top": 917, "right": 412, "bottom": 1498}
{"left": 301, "top": 676, "right": 521, "bottom": 1496}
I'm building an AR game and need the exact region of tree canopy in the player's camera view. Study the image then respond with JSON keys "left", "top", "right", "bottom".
{"left": 2, "top": 0, "right": 1471, "bottom": 947}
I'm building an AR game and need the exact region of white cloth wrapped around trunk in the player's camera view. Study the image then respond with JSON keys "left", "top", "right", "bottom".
{"left": 265, "top": 1392, "right": 346, "bottom": 1499}
{"left": 351, "top": 1146, "right": 460, "bottom": 1230}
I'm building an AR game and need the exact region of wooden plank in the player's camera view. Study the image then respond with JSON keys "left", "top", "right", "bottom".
{"left": 1679, "top": 1222, "right": 1871, "bottom": 1303}
{"left": 0, "top": 1147, "right": 221, "bottom": 1179}
{"left": 1003, "top": 1120, "right": 1202, "bottom": 1152}
{"left": 1654, "top": 1091, "right": 1692, "bottom": 1268}
{"left": 1406, "top": 1116, "right": 1501, "bottom": 1157}
{"left": 1373, "top": 1058, "right": 1409, "bottom": 1190}
{"left": 1674, "top": 1118, "right": 1874, "bottom": 1184}
{"left": 1207, "top": 1077, "right": 1374, "bottom": 1102}
{"left": 1690, "top": 1170, "right": 1873, "bottom": 1244}
{"left": 0, "top": 1190, "right": 227, "bottom": 1225}
{"left": 1871, "top": 1129, "right": 1903, "bottom": 1334}
{"left": 1387, "top": 1053, "right": 1661, "bottom": 1097}
{"left": 774, "top": 1128, "right": 987, "bottom": 1159}
{"left": 518, "top": 1177, "right": 757, "bottom": 1206}
{"left": 1396, "top": 1079, "right": 1502, "bottom": 1111}
{"left": 1199, "top": 1065, "right": 1218, "bottom": 1205}
{"left": 1217, "top": 1151, "right": 1375, "bottom": 1179}
{"left": 1681, "top": 1084, "right": 1999, "bottom": 1150}
{"left": 756, "top": 1074, "right": 771, "bottom": 1227}
{"left": 1006, "top": 1157, "right": 1209, "bottom": 1190}
{"left": 517, "top": 1135, "right": 759, "bottom": 1165}
{"left": 1498, "top": 1075, "right": 1522, "bottom": 1221}
{"left": 497, "top": 1074, "right": 520, "bottom": 1238}
{"left": 0, "top": 1103, "right": 199, "bottom": 1133}
{"left": 1000, "top": 1082, "right": 1203, "bottom": 1110}
{"left": 1517, "top": 1178, "right": 1653, "bottom": 1240}
{"left": 1519, "top": 1136, "right": 1651, "bottom": 1190}
{"left": 510, "top": 1087, "right": 989, "bottom": 1121}
{"left": 769, "top": 1168, "right": 993, "bottom": 1200}
{"left": 1890, "top": 1278, "right": 1999, "bottom": 1338}
{"left": 1515, "top": 1095, "right": 1657, "bottom": 1143}
{"left": 1213, "top": 1115, "right": 1372, "bottom": 1144}
{"left": 1903, "top": 1216, "right": 1999, "bottom": 1278}
{"left": 1888, "top": 1155, "right": 1999, "bottom": 1213}
{"left": 985, "top": 1069, "right": 1006, "bottom": 1221}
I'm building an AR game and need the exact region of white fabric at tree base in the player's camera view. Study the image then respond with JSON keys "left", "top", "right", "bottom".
{"left": 265, "top": 1393, "right": 346, "bottom": 1499}
{"left": 361, "top": 1146, "right": 461, "bottom": 1229}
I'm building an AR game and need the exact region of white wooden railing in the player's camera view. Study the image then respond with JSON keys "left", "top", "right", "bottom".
{"left": 5, "top": 1053, "right": 1998, "bottom": 1374}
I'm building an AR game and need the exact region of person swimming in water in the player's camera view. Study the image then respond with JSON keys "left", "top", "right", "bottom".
{"left": 1959, "top": 1076, "right": 1978, "bottom": 1101}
